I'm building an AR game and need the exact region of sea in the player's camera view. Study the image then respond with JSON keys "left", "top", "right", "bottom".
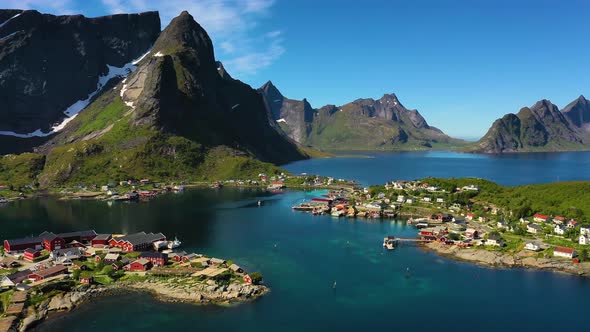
{"left": 2, "top": 151, "right": 590, "bottom": 332}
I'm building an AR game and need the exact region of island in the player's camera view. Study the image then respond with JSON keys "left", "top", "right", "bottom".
{"left": 0, "top": 230, "right": 267, "bottom": 331}
{"left": 292, "top": 177, "right": 590, "bottom": 276}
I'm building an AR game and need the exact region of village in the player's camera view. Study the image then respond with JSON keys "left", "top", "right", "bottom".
{"left": 292, "top": 179, "right": 590, "bottom": 267}
{"left": 0, "top": 230, "right": 266, "bottom": 332}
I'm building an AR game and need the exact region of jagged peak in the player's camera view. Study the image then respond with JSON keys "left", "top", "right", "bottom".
{"left": 216, "top": 61, "right": 234, "bottom": 80}
{"left": 259, "top": 80, "right": 284, "bottom": 99}
{"left": 152, "top": 11, "right": 213, "bottom": 57}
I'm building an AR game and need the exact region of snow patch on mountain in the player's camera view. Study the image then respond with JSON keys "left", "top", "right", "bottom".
{"left": 0, "top": 51, "right": 149, "bottom": 138}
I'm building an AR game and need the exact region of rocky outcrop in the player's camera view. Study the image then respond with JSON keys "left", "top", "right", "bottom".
{"left": 0, "top": 10, "right": 160, "bottom": 146}
{"left": 469, "top": 97, "right": 590, "bottom": 153}
{"left": 124, "top": 279, "right": 268, "bottom": 304}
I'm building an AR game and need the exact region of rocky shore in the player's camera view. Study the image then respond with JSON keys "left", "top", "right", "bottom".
{"left": 121, "top": 279, "right": 269, "bottom": 304}
{"left": 19, "top": 279, "right": 267, "bottom": 331}
{"left": 424, "top": 241, "right": 590, "bottom": 277}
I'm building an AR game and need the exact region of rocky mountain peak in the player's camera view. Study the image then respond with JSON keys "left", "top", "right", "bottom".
{"left": 259, "top": 81, "right": 284, "bottom": 101}
{"left": 152, "top": 10, "right": 213, "bottom": 59}
{"left": 563, "top": 95, "right": 590, "bottom": 130}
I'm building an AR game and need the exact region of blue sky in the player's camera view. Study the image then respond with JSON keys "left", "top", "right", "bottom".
{"left": 3, "top": 0, "right": 589, "bottom": 139}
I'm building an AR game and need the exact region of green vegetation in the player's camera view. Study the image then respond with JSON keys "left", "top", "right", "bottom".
{"left": 0, "top": 153, "right": 45, "bottom": 191}
{"left": 0, "top": 290, "right": 13, "bottom": 313}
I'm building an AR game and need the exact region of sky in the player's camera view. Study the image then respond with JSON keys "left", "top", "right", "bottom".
{"left": 3, "top": 0, "right": 590, "bottom": 139}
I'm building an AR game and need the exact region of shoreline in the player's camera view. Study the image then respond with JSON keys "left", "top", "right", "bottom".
{"left": 422, "top": 241, "right": 590, "bottom": 277}
{"left": 21, "top": 279, "right": 268, "bottom": 331}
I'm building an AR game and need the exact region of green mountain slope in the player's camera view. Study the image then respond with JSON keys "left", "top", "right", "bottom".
{"left": 1, "top": 11, "right": 307, "bottom": 189}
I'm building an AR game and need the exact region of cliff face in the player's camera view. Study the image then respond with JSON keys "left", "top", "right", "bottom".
{"left": 0, "top": 9, "right": 160, "bottom": 152}
{"left": 470, "top": 97, "right": 590, "bottom": 153}
{"left": 259, "top": 83, "right": 460, "bottom": 150}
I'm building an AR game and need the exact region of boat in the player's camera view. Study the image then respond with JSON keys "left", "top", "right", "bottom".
{"left": 210, "top": 182, "right": 222, "bottom": 189}
{"left": 173, "top": 185, "right": 185, "bottom": 192}
{"left": 153, "top": 240, "right": 168, "bottom": 250}
{"left": 383, "top": 236, "right": 396, "bottom": 250}
{"left": 167, "top": 237, "right": 181, "bottom": 249}
{"left": 0, "top": 197, "right": 8, "bottom": 204}
{"left": 416, "top": 222, "right": 430, "bottom": 229}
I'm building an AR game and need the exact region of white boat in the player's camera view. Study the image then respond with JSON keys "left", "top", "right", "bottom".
{"left": 153, "top": 240, "right": 168, "bottom": 250}
{"left": 167, "top": 237, "right": 181, "bottom": 249}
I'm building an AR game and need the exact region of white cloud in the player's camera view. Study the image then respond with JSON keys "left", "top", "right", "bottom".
{"left": 1, "top": 0, "right": 79, "bottom": 14}
{"left": 99, "top": 0, "right": 284, "bottom": 77}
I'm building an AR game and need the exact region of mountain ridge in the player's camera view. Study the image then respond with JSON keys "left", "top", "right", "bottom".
{"left": 468, "top": 96, "right": 590, "bottom": 153}
{"left": 258, "top": 82, "right": 461, "bottom": 150}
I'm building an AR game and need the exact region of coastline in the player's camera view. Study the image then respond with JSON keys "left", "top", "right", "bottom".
{"left": 20, "top": 279, "right": 268, "bottom": 331}
{"left": 422, "top": 241, "right": 590, "bottom": 277}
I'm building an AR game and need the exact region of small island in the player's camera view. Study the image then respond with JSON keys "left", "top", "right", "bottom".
{"left": 0, "top": 230, "right": 267, "bottom": 331}
{"left": 292, "top": 177, "right": 590, "bottom": 277}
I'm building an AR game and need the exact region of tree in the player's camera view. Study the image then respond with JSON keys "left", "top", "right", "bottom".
{"left": 579, "top": 249, "right": 588, "bottom": 262}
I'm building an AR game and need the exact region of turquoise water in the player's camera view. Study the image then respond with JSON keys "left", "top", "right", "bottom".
{"left": 2, "top": 151, "right": 590, "bottom": 332}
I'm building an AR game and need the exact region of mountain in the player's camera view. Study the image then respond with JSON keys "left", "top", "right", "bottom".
{"left": 469, "top": 97, "right": 590, "bottom": 153}
{"left": 562, "top": 95, "right": 590, "bottom": 132}
{"left": 259, "top": 82, "right": 461, "bottom": 150}
{"left": 0, "top": 11, "right": 307, "bottom": 188}
{"left": 0, "top": 9, "right": 161, "bottom": 154}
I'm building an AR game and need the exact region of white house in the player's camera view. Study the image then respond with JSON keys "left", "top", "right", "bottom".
{"left": 553, "top": 246, "right": 576, "bottom": 259}
{"left": 527, "top": 224, "right": 542, "bottom": 234}
{"left": 554, "top": 225, "right": 566, "bottom": 235}
{"left": 525, "top": 242, "right": 541, "bottom": 251}
{"left": 423, "top": 197, "right": 432, "bottom": 202}
{"left": 406, "top": 199, "right": 413, "bottom": 204}
{"left": 580, "top": 225, "right": 590, "bottom": 236}
{"left": 436, "top": 198, "right": 444, "bottom": 203}
{"left": 486, "top": 234, "right": 504, "bottom": 247}
{"left": 397, "top": 195, "right": 405, "bottom": 203}
{"left": 552, "top": 216, "right": 566, "bottom": 224}
{"left": 580, "top": 235, "right": 590, "bottom": 245}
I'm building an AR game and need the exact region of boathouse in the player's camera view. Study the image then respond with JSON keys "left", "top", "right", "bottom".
{"left": 0, "top": 269, "right": 32, "bottom": 287}
{"left": 109, "top": 232, "right": 166, "bottom": 252}
{"left": 91, "top": 234, "right": 112, "bottom": 247}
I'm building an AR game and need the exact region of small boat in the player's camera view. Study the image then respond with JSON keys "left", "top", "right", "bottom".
{"left": 167, "top": 237, "right": 181, "bottom": 249}
{"left": 210, "top": 182, "right": 222, "bottom": 189}
{"left": 173, "top": 185, "right": 185, "bottom": 192}
{"left": 0, "top": 197, "right": 8, "bottom": 204}
{"left": 383, "top": 236, "right": 396, "bottom": 250}
{"left": 416, "top": 222, "right": 430, "bottom": 229}
{"left": 153, "top": 240, "right": 168, "bottom": 250}
{"left": 257, "top": 200, "right": 262, "bottom": 206}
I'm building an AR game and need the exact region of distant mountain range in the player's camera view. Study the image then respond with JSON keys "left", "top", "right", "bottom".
{"left": 259, "top": 81, "right": 462, "bottom": 150}
{"left": 0, "top": 10, "right": 308, "bottom": 187}
{"left": 467, "top": 96, "right": 590, "bottom": 153}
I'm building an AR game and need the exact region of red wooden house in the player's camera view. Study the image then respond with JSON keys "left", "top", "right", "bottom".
{"left": 41, "top": 234, "right": 65, "bottom": 251}
{"left": 91, "top": 234, "right": 112, "bottom": 247}
{"left": 129, "top": 258, "right": 152, "bottom": 271}
{"left": 23, "top": 248, "right": 41, "bottom": 262}
{"left": 139, "top": 252, "right": 167, "bottom": 266}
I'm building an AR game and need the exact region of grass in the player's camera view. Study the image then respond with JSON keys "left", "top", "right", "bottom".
{"left": 0, "top": 290, "right": 13, "bottom": 313}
